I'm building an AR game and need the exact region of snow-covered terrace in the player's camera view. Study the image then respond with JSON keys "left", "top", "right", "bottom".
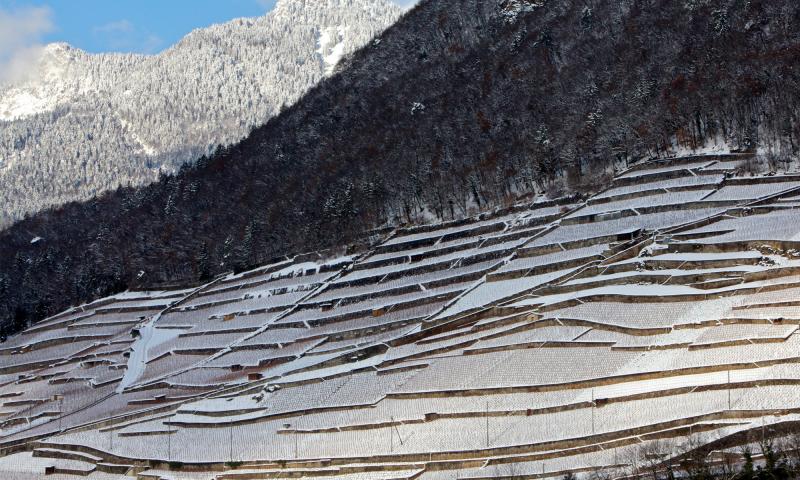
{"left": 7, "top": 154, "right": 800, "bottom": 479}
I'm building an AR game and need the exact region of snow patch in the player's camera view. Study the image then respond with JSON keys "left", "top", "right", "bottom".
{"left": 117, "top": 322, "right": 181, "bottom": 392}
{"left": 316, "top": 26, "right": 349, "bottom": 75}
{"left": 500, "top": 0, "right": 546, "bottom": 23}
{"left": 117, "top": 114, "right": 159, "bottom": 156}
{"left": 270, "top": 256, "right": 352, "bottom": 280}
{"left": 668, "top": 136, "right": 731, "bottom": 158}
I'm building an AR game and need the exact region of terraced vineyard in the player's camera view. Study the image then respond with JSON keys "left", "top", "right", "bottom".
{"left": 5, "top": 153, "right": 800, "bottom": 479}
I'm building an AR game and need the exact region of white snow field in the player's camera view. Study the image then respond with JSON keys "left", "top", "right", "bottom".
{"left": 4, "top": 153, "right": 800, "bottom": 478}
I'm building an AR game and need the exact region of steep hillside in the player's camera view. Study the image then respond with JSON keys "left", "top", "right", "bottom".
{"left": 0, "top": 0, "right": 402, "bottom": 227}
{"left": 4, "top": 154, "right": 800, "bottom": 478}
{"left": 2, "top": 0, "right": 800, "bottom": 333}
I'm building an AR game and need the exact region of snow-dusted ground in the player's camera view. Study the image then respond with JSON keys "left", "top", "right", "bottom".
{"left": 5, "top": 154, "right": 800, "bottom": 479}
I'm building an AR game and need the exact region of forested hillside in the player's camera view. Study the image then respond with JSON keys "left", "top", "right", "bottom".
{"left": 2, "top": 0, "right": 800, "bottom": 333}
{"left": 0, "top": 0, "right": 401, "bottom": 227}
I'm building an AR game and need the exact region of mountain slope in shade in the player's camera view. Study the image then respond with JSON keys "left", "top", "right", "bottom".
{"left": 0, "top": 0, "right": 402, "bottom": 227}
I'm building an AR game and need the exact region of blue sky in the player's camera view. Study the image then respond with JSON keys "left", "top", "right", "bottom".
{"left": 0, "top": 0, "right": 416, "bottom": 55}
{"left": 0, "top": 0, "right": 276, "bottom": 54}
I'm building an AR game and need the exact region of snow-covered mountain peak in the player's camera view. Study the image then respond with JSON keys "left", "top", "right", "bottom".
{"left": 0, "top": 0, "right": 402, "bottom": 227}
{"left": 0, "top": 42, "right": 97, "bottom": 121}
{"left": 41, "top": 41, "right": 78, "bottom": 57}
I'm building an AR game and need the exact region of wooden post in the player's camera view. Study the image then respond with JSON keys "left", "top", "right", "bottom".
{"left": 592, "top": 387, "right": 594, "bottom": 435}
{"left": 52, "top": 394, "right": 65, "bottom": 433}
{"left": 485, "top": 402, "right": 489, "bottom": 448}
{"left": 727, "top": 370, "right": 731, "bottom": 410}
{"left": 393, "top": 419, "right": 404, "bottom": 446}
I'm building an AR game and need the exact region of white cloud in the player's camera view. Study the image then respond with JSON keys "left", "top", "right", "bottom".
{"left": 93, "top": 19, "right": 135, "bottom": 35}
{"left": 92, "top": 19, "right": 163, "bottom": 54}
{"left": 0, "top": 6, "right": 53, "bottom": 85}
